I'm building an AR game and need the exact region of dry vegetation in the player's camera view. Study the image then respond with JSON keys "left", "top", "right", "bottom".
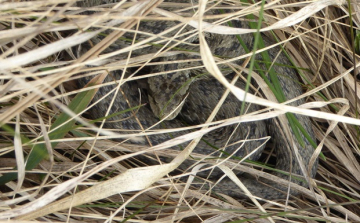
{"left": 1, "top": 0, "right": 360, "bottom": 222}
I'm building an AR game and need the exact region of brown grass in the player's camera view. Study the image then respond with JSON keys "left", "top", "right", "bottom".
{"left": 1, "top": 0, "right": 360, "bottom": 222}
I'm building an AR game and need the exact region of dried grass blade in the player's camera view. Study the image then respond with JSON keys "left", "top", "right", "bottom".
{"left": 15, "top": 163, "right": 177, "bottom": 220}
{"left": 0, "top": 74, "right": 104, "bottom": 185}
{"left": 0, "top": 32, "right": 98, "bottom": 70}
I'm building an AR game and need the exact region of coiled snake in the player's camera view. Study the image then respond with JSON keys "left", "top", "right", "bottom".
{"left": 78, "top": 0, "right": 318, "bottom": 200}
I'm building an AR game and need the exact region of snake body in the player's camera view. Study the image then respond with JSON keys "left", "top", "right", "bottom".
{"left": 78, "top": 1, "right": 318, "bottom": 200}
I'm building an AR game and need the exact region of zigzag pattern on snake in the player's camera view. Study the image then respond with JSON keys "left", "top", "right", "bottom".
{"left": 77, "top": 0, "right": 318, "bottom": 200}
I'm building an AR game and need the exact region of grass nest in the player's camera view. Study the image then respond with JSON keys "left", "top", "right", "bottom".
{"left": 1, "top": 0, "right": 360, "bottom": 222}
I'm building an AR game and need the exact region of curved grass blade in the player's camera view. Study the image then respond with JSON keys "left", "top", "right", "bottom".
{"left": 0, "top": 74, "right": 106, "bottom": 185}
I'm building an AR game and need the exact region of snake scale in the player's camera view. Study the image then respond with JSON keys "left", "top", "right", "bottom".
{"left": 77, "top": 0, "right": 318, "bottom": 200}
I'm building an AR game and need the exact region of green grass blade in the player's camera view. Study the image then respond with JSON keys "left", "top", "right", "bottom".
{"left": 0, "top": 77, "right": 101, "bottom": 185}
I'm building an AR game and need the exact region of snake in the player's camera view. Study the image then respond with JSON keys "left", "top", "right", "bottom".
{"left": 77, "top": 0, "right": 318, "bottom": 200}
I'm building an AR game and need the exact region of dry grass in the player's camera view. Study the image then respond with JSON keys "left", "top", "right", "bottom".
{"left": 1, "top": 0, "right": 360, "bottom": 222}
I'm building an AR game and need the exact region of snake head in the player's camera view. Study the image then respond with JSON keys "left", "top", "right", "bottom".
{"left": 147, "top": 72, "right": 193, "bottom": 120}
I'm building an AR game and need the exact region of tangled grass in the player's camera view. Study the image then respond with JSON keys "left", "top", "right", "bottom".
{"left": 1, "top": 0, "right": 360, "bottom": 222}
